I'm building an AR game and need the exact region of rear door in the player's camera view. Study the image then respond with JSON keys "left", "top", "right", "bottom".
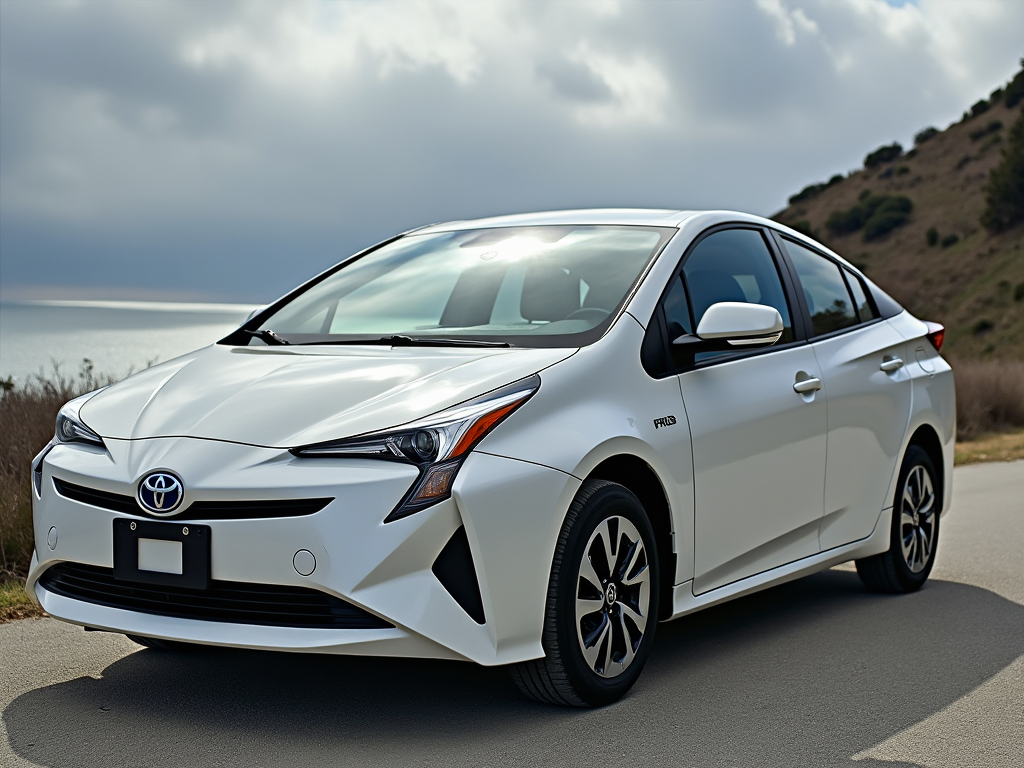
{"left": 665, "top": 227, "right": 827, "bottom": 594}
{"left": 775, "top": 235, "right": 912, "bottom": 550}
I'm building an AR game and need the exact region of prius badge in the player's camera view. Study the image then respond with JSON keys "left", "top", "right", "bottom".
{"left": 137, "top": 471, "right": 184, "bottom": 515}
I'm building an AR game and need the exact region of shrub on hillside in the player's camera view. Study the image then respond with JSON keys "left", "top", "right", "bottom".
{"left": 864, "top": 142, "right": 903, "bottom": 168}
{"left": 925, "top": 227, "right": 938, "bottom": 246}
{"left": 981, "top": 107, "right": 1024, "bottom": 232}
{"left": 970, "top": 99, "right": 990, "bottom": 118}
{"left": 941, "top": 233, "right": 959, "bottom": 248}
{"left": 826, "top": 194, "right": 913, "bottom": 240}
{"left": 787, "top": 173, "right": 844, "bottom": 205}
{"left": 969, "top": 120, "right": 1003, "bottom": 141}
{"left": 914, "top": 126, "right": 939, "bottom": 146}
{"left": 1004, "top": 59, "right": 1024, "bottom": 108}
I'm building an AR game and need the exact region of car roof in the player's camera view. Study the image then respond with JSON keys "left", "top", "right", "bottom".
{"left": 413, "top": 208, "right": 698, "bottom": 232}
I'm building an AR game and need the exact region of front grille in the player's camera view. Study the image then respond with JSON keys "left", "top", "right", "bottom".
{"left": 40, "top": 563, "right": 392, "bottom": 630}
{"left": 52, "top": 478, "right": 332, "bottom": 520}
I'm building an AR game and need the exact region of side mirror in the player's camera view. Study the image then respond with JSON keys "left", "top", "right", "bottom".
{"left": 673, "top": 302, "right": 784, "bottom": 350}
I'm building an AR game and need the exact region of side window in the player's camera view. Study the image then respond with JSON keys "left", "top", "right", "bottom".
{"left": 843, "top": 268, "right": 878, "bottom": 322}
{"left": 784, "top": 239, "right": 858, "bottom": 336}
{"left": 682, "top": 229, "right": 795, "bottom": 362}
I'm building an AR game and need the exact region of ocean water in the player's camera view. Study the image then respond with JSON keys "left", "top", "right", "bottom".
{"left": 0, "top": 301, "right": 257, "bottom": 385}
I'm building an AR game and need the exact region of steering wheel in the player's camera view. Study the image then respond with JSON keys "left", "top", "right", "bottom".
{"left": 564, "top": 307, "right": 611, "bottom": 323}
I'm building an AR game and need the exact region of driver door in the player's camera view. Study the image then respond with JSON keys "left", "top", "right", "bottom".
{"left": 668, "top": 227, "right": 827, "bottom": 594}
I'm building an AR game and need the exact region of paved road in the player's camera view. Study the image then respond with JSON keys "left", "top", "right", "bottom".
{"left": 3, "top": 461, "right": 1022, "bottom": 768}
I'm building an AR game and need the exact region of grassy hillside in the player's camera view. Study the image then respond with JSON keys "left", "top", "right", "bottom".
{"left": 774, "top": 80, "right": 1024, "bottom": 360}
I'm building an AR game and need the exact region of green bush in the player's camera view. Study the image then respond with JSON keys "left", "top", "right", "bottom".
{"left": 914, "top": 126, "right": 939, "bottom": 146}
{"left": 826, "top": 194, "right": 913, "bottom": 240}
{"left": 787, "top": 173, "right": 844, "bottom": 205}
{"left": 981, "top": 107, "right": 1024, "bottom": 232}
{"left": 1004, "top": 59, "right": 1024, "bottom": 109}
{"left": 970, "top": 99, "right": 990, "bottom": 118}
{"left": 896, "top": 165, "right": 910, "bottom": 176}
{"left": 826, "top": 207, "right": 866, "bottom": 236}
{"left": 972, "top": 319, "right": 994, "bottom": 336}
{"left": 863, "top": 197, "right": 913, "bottom": 241}
{"left": 864, "top": 142, "right": 903, "bottom": 168}
{"left": 1015, "top": 282, "right": 1024, "bottom": 302}
{"left": 926, "top": 227, "right": 938, "bottom": 246}
{"left": 970, "top": 120, "right": 1003, "bottom": 142}
{"left": 941, "top": 233, "right": 960, "bottom": 248}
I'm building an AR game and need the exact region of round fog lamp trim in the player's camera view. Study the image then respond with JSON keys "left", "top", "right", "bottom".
{"left": 47, "top": 526, "right": 58, "bottom": 551}
{"left": 293, "top": 549, "right": 316, "bottom": 577}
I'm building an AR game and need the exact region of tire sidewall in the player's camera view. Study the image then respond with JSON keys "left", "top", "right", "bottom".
{"left": 889, "top": 445, "right": 940, "bottom": 590}
{"left": 552, "top": 483, "right": 660, "bottom": 706}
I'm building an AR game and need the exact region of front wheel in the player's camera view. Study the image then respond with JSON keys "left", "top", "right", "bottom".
{"left": 510, "top": 480, "right": 660, "bottom": 707}
{"left": 856, "top": 445, "right": 940, "bottom": 593}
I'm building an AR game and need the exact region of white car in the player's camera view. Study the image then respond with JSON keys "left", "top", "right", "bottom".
{"left": 28, "top": 209, "right": 954, "bottom": 706}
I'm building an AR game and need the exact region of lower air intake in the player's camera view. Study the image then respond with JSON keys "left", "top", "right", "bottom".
{"left": 39, "top": 562, "right": 391, "bottom": 630}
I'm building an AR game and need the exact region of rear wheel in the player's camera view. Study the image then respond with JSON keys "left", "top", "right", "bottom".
{"left": 856, "top": 445, "right": 940, "bottom": 593}
{"left": 510, "top": 480, "right": 659, "bottom": 707}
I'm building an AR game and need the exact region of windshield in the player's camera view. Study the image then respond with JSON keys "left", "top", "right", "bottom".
{"left": 239, "top": 225, "right": 673, "bottom": 348}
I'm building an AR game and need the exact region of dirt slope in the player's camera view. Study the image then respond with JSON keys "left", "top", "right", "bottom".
{"left": 773, "top": 97, "right": 1024, "bottom": 359}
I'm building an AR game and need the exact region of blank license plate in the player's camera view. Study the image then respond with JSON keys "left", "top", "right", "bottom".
{"left": 138, "top": 538, "right": 183, "bottom": 574}
{"left": 113, "top": 519, "right": 210, "bottom": 589}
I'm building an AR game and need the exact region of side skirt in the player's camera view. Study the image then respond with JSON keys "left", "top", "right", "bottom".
{"left": 668, "top": 506, "right": 891, "bottom": 620}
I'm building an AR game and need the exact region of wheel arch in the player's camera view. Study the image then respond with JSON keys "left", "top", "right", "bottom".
{"left": 584, "top": 454, "right": 676, "bottom": 620}
{"left": 906, "top": 423, "right": 946, "bottom": 514}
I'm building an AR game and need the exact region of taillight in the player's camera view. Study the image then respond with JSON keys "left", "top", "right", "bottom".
{"left": 924, "top": 321, "right": 945, "bottom": 352}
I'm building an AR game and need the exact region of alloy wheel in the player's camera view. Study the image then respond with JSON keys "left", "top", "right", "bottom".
{"left": 575, "top": 515, "right": 651, "bottom": 678}
{"left": 899, "top": 464, "right": 937, "bottom": 574}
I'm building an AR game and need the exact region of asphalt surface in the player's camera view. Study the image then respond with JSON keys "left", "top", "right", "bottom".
{"left": 2, "top": 460, "right": 1022, "bottom": 768}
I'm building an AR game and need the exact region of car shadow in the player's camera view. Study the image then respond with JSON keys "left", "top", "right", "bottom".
{"left": 5, "top": 569, "right": 1023, "bottom": 767}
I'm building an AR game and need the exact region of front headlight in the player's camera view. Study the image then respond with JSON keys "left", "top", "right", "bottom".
{"left": 293, "top": 374, "right": 540, "bottom": 521}
{"left": 54, "top": 390, "right": 106, "bottom": 448}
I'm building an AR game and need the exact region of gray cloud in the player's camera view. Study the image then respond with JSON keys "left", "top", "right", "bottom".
{"left": 1, "top": 0, "right": 1021, "bottom": 302}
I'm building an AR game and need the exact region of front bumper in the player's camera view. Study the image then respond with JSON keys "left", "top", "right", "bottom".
{"left": 28, "top": 437, "right": 579, "bottom": 665}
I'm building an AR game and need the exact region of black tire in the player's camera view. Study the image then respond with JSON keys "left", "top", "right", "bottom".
{"left": 126, "top": 634, "right": 210, "bottom": 653}
{"left": 856, "top": 445, "right": 940, "bottom": 593}
{"left": 510, "top": 480, "right": 660, "bottom": 707}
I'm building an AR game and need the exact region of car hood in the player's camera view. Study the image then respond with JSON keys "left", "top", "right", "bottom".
{"left": 80, "top": 343, "right": 575, "bottom": 448}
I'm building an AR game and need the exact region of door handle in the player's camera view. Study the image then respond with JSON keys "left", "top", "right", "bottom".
{"left": 880, "top": 356, "right": 904, "bottom": 373}
{"left": 793, "top": 377, "right": 822, "bottom": 394}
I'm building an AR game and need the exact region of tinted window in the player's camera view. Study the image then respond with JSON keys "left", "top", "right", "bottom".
{"left": 683, "top": 228, "right": 794, "bottom": 338}
{"left": 844, "top": 268, "right": 878, "bottom": 322}
{"left": 784, "top": 239, "right": 858, "bottom": 336}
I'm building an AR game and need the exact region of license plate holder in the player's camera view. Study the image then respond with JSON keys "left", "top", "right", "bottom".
{"left": 113, "top": 519, "right": 210, "bottom": 589}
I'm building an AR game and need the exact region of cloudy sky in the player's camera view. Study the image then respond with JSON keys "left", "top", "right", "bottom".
{"left": 1, "top": 0, "right": 1022, "bottom": 302}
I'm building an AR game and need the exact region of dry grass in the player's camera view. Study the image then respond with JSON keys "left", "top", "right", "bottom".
{"left": 0, "top": 579, "right": 42, "bottom": 623}
{"left": 0, "top": 361, "right": 111, "bottom": 579}
{"left": 952, "top": 359, "right": 1024, "bottom": 440}
{"left": 955, "top": 428, "right": 1024, "bottom": 465}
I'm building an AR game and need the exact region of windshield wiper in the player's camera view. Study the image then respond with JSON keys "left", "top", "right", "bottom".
{"left": 297, "top": 335, "right": 510, "bottom": 348}
{"left": 241, "top": 329, "right": 291, "bottom": 346}
{"left": 382, "top": 335, "right": 511, "bottom": 348}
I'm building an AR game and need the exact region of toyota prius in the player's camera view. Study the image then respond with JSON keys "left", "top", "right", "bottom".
{"left": 28, "top": 209, "right": 954, "bottom": 706}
